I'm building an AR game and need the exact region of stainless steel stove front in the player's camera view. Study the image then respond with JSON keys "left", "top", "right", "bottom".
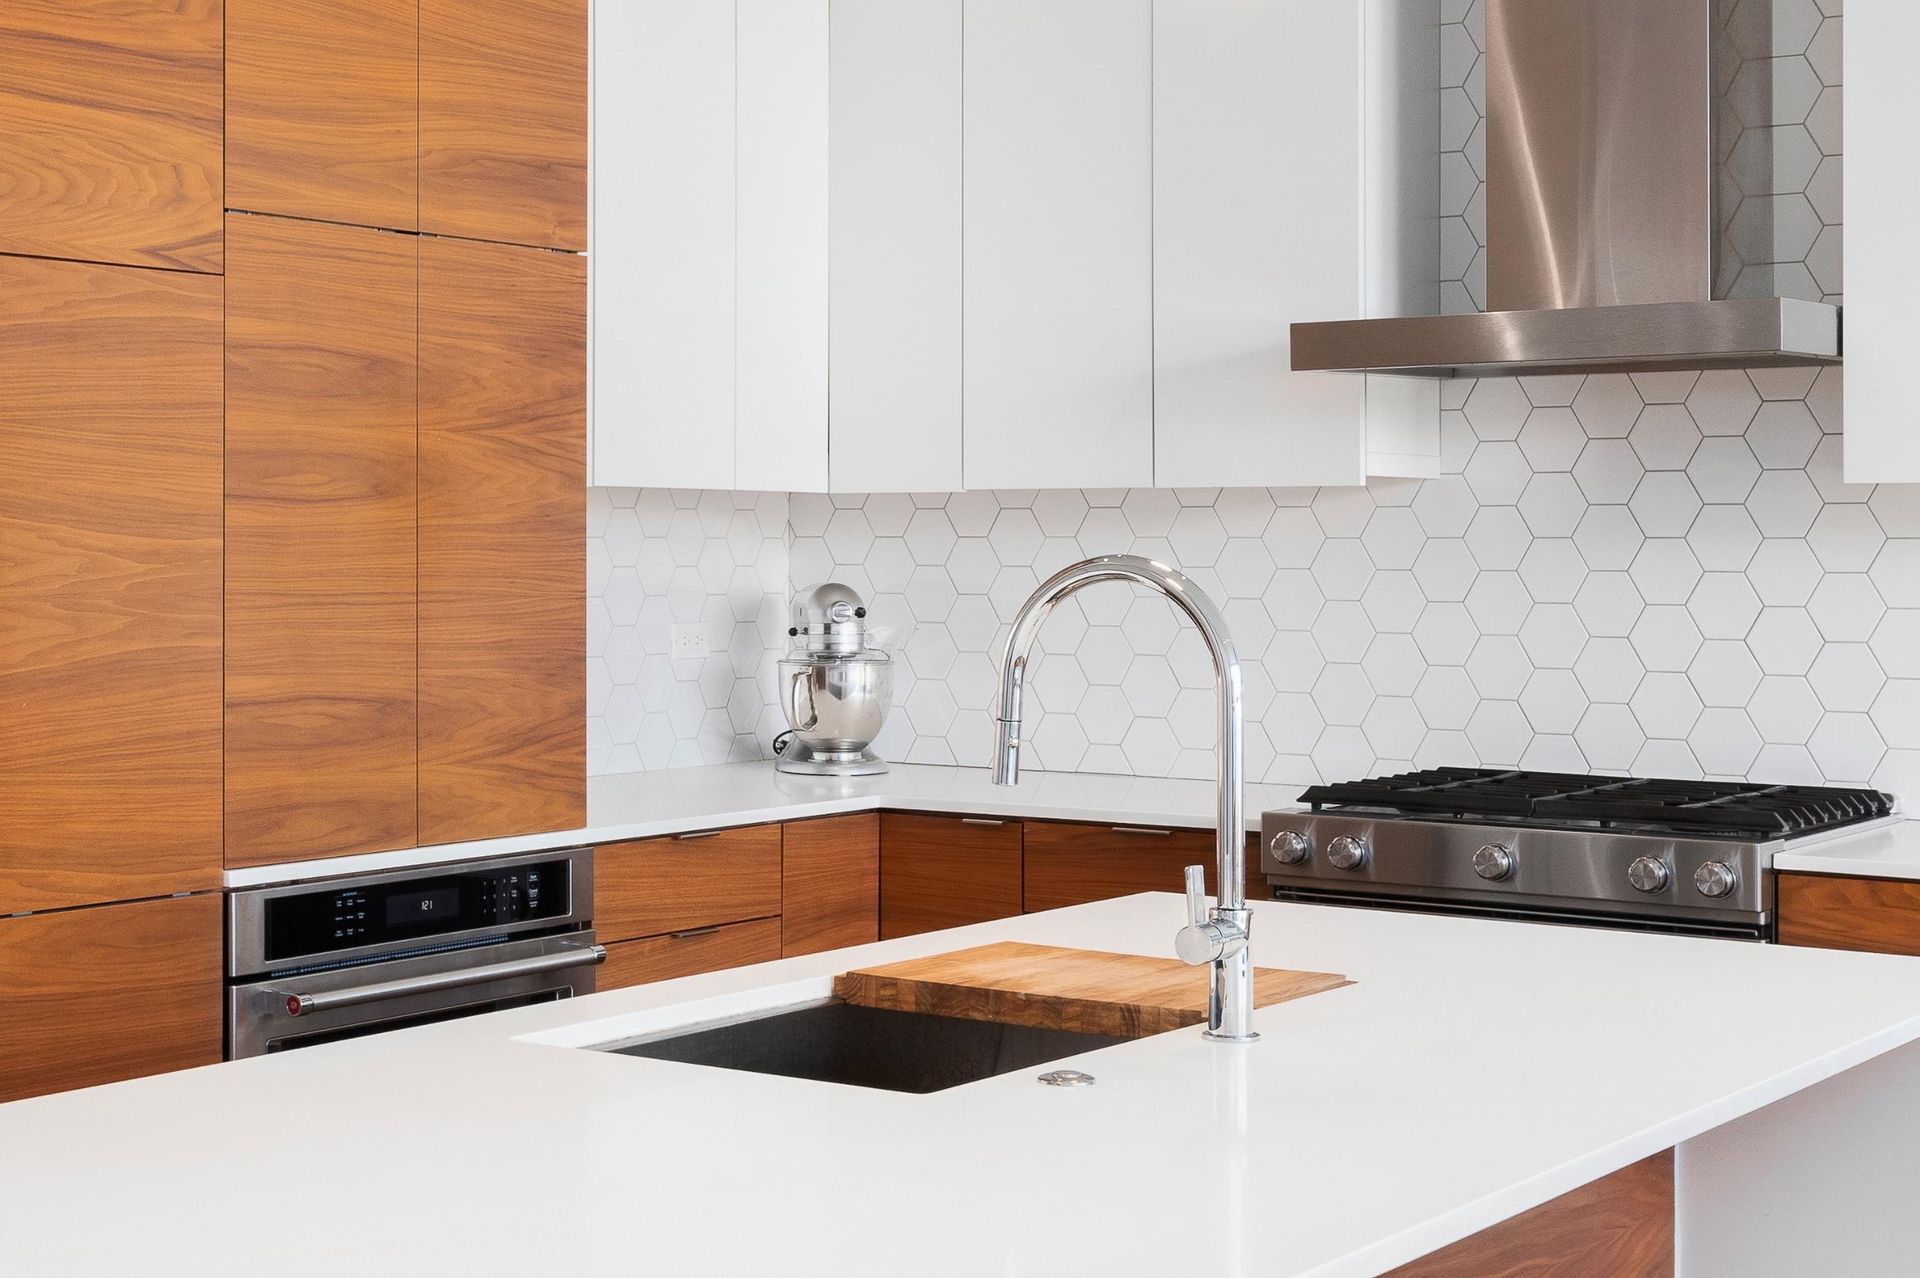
{"left": 1260, "top": 810, "right": 1775, "bottom": 936}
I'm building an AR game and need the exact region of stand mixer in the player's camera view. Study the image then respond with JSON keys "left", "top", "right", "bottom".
{"left": 772, "top": 584, "right": 893, "bottom": 777}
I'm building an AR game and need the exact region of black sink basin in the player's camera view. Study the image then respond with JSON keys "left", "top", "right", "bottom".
{"left": 600, "top": 999, "right": 1128, "bottom": 1094}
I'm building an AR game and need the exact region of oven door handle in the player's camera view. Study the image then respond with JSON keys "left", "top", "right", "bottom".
{"left": 271, "top": 943, "right": 607, "bottom": 1018}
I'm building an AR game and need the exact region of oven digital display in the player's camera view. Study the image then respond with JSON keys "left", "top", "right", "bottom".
{"left": 261, "top": 859, "right": 573, "bottom": 962}
{"left": 387, "top": 886, "right": 460, "bottom": 927}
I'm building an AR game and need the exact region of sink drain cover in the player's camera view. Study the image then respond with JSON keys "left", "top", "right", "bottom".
{"left": 1038, "top": 1069, "right": 1096, "bottom": 1088}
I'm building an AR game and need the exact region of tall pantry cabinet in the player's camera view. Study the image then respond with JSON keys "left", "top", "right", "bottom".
{"left": 2, "top": 0, "right": 587, "bottom": 1102}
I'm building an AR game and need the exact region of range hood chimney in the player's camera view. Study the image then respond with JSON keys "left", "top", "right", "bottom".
{"left": 1292, "top": 0, "right": 1841, "bottom": 379}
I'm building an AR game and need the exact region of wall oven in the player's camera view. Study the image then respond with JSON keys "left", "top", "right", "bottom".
{"left": 227, "top": 848, "right": 602, "bottom": 1059}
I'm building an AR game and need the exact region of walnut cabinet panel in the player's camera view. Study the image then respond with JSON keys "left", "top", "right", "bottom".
{"left": 418, "top": 237, "right": 586, "bottom": 843}
{"left": 880, "top": 814, "right": 1024, "bottom": 940}
{"left": 224, "top": 215, "right": 420, "bottom": 867}
{"left": 0, "top": 894, "right": 223, "bottom": 1104}
{"left": 1778, "top": 873, "right": 1920, "bottom": 956}
{"left": 0, "top": 0, "right": 223, "bottom": 271}
{"left": 0, "top": 257, "right": 223, "bottom": 914}
{"left": 782, "top": 814, "right": 881, "bottom": 957}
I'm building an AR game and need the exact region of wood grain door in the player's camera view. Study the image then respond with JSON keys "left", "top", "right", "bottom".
{"left": 225, "top": 215, "right": 419, "bottom": 867}
{"left": 1024, "top": 822, "right": 1265, "bottom": 914}
{"left": 225, "top": 0, "right": 418, "bottom": 230}
{"left": 0, "top": 894, "right": 223, "bottom": 1104}
{"left": 418, "top": 236, "right": 586, "bottom": 844}
{"left": 420, "top": 0, "right": 588, "bottom": 250}
{"left": 783, "top": 814, "right": 881, "bottom": 957}
{"left": 599, "top": 918, "right": 785, "bottom": 993}
{"left": 880, "top": 814, "right": 1024, "bottom": 939}
{"left": 0, "top": 257, "right": 222, "bottom": 915}
{"left": 0, "top": 0, "right": 222, "bottom": 271}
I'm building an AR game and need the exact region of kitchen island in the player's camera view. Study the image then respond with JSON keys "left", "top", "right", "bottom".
{"left": 7, "top": 892, "right": 1920, "bottom": 1275}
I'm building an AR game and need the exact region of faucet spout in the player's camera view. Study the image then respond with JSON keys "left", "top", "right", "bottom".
{"left": 989, "top": 554, "right": 1258, "bottom": 1043}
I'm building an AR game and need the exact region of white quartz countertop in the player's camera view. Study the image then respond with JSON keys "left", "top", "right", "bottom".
{"left": 11, "top": 896, "right": 1920, "bottom": 1275}
{"left": 1774, "top": 819, "right": 1920, "bottom": 882}
{"left": 223, "top": 762, "right": 1304, "bottom": 887}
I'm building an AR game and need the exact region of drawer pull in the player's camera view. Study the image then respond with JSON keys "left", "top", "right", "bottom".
{"left": 1113, "top": 826, "right": 1174, "bottom": 837}
{"left": 668, "top": 926, "right": 723, "bottom": 940}
{"left": 959, "top": 818, "right": 1007, "bottom": 827}
{"left": 675, "top": 830, "right": 724, "bottom": 841}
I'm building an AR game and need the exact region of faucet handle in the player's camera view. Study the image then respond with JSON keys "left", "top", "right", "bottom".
{"left": 1184, "top": 864, "right": 1208, "bottom": 929}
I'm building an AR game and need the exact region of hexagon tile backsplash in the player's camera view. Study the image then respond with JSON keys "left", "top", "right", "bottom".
{"left": 590, "top": 367, "right": 1920, "bottom": 802}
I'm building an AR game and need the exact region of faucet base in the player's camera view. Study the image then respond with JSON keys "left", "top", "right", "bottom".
{"left": 1201, "top": 1029, "right": 1261, "bottom": 1043}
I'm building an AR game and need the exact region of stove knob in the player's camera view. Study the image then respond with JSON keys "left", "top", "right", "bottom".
{"left": 1269, "top": 830, "right": 1312, "bottom": 865}
{"left": 1627, "top": 856, "right": 1671, "bottom": 893}
{"left": 1695, "top": 861, "right": 1738, "bottom": 899}
{"left": 1471, "top": 843, "right": 1516, "bottom": 881}
{"left": 1326, "top": 835, "right": 1370, "bottom": 871}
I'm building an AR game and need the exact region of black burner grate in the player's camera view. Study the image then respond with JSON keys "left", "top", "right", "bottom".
{"left": 1297, "top": 768, "right": 1895, "bottom": 837}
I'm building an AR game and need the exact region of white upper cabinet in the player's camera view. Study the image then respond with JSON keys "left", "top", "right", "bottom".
{"left": 735, "top": 0, "right": 830, "bottom": 493}
{"left": 592, "top": 0, "right": 736, "bottom": 490}
{"left": 961, "top": 0, "right": 1156, "bottom": 491}
{"left": 828, "top": 0, "right": 964, "bottom": 494}
{"left": 1154, "top": 0, "right": 1439, "bottom": 487}
{"left": 1844, "top": 2, "right": 1904, "bottom": 483}
{"left": 592, "top": 0, "right": 1433, "bottom": 492}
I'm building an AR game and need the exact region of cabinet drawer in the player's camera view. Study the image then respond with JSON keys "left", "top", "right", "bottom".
{"left": 597, "top": 825, "right": 783, "bottom": 943}
{"left": 1778, "top": 872, "right": 1920, "bottom": 955}
{"left": 880, "top": 813, "right": 1023, "bottom": 940}
{"left": 597, "top": 917, "right": 784, "bottom": 992}
{"left": 1024, "top": 822, "right": 1264, "bottom": 914}
{"left": 1, "top": 894, "right": 222, "bottom": 1103}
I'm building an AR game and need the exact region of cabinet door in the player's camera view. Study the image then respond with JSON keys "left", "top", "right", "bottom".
{"left": 1023, "top": 822, "right": 1242, "bottom": 913}
{"left": 962, "top": 0, "right": 1153, "bottom": 490}
{"left": 592, "top": 0, "right": 737, "bottom": 488}
{"left": 419, "top": 237, "right": 586, "bottom": 844}
{"left": 597, "top": 826, "right": 784, "bottom": 942}
{"left": 0, "top": 258, "right": 222, "bottom": 915}
{"left": 880, "top": 814, "right": 1024, "bottom": 939}
{"left": 225, "top": 215, "right": 419, "bottom": 868}
{"left": 0, "top": 894, "right": 222, "bottom": 1104}
{"left": 783, "top": 814, "right": 881, "bottom": 957}
{"left": 420, "top": 0, "right": 588, "bottom": 250}
{"left": 736, "top": 0, "right": 830, "bottom": 493}
{"left": 1778, "top": 873, "right": 1920, "bottom": 956}
{"left": 827, "top": 0, "right": 964, "bottom": 493}
{"left": 226, "top": 0, "right": 418, "bottom": 230}
{"left": 1844, "top": 2, "right": 1909, "bottom": 481}
{"left": 599, "top": 918, "right": 784, "bottom": 992}
{"left": 0, "top": 0, "right": 221, "bottom": 271}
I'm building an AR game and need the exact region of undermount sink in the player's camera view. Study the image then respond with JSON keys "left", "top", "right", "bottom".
{"left": 596, "top": 999, "right": 1128, "bottom": 1094}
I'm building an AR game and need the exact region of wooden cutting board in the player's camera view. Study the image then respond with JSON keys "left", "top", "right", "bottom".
{"left": 832, "top": 941, "right": 1351, "bottom": 1039}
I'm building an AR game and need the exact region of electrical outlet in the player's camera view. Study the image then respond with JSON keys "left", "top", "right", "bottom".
{"left": 669, "top": 625, "right": 710, "bottom": 661}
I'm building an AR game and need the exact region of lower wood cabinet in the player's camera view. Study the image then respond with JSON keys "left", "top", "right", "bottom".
{"left": 597, "top": 825, "right": 783, "bottom": 943}
{"left": 1023, "top": 822, "right": 1264, "bottom": 913}
{"left": 0, "top": 894, "right": 223, "bottom": 1104}
{"left": 598, "top": 917, "right": 783, "bottom": 993}
{"left": 782, "top": 814, "right": 880, "bottom": 957}
{"left": 880, "top": 814, "right": 1024, "bottom": 939}
{"left": 1777, "top": 873, "right": 1920, "bottom": 956}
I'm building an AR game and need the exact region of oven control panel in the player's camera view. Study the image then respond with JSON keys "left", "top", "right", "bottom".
{"left": 264, "top": 860, "right": 572, "bottom": 962}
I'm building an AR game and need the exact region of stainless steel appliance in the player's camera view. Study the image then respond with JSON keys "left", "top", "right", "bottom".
{"left": 773, "top": 582, "right": 893, "bottom": 777}
{"left": 1261, "top": 770, "right": 1898, "bottom": 941}
{"left": 227, "top": 848, "right": 602, "bottom": 1058}
{"left": 1292, "top": 0, "right": 1841, "bottom": 378}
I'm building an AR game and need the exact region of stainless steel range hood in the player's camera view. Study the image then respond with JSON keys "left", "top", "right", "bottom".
{"left": 1292, "top": 0, "right": 1841, "bottom": 379}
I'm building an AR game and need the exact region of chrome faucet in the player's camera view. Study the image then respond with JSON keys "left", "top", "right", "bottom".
{"left": 991, "top": 555, "right": 1257, "bottom": 1043}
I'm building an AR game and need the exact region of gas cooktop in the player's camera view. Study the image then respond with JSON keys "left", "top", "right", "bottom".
{"left": 1263, "top": 770, "right": 1902, "bottom": 940}
{"left": 1297, "top": 768, "right": 1895, "bottom": 841}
